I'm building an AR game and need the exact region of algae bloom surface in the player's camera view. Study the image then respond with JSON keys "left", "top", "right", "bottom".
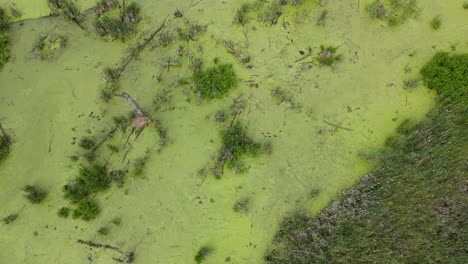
{"left": 0, "top": 0, "right": 466, "bottom": 263}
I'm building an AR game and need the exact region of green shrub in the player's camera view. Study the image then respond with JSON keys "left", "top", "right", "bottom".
{"left": 57, "top": 207, "right": 70, "bottom": 218}
{"left": 192, "top": 61, "right": 238, "bottom": 99}
{"left": 194, "top": 246, "right": 213, "bottom": 264}
{"left": 72, "top": 199, "right": 100, "bottom": 221}
{"left": 95, "top": 15, "right": 135, "bottom": 40}
{"left": 420, "top": 52, "right": 468, "bottom": 101}
{"left": 78, "top": 136, "right": 96, "bottom": 150}
{"left": 430, "top": 16, "right": 441, "bottom": 30}
{"left": 0, "top": 135, "right": 10, "bottom": 161}
{"left": 0, "top": 7, "right": 9, "bottom": 30}
{"left": 233, "top": 198, "right": 250, "bottom": 214}
{"left": 0, "top": 32, "right": 9, "bottom": 68}
{"left": 317, "top": 45, "right": 342, "bottom": 66}
{"left": 23, "top": 185, "right": 47, "bottom": 204}
{"left": 221, "top": 121, "right": 261, "bottom": 168}
{"left": 63, "top": 163, "right": 110, "bottom": 203}
{"left": 366, "top": 0, "right": 419, "bottom": 26}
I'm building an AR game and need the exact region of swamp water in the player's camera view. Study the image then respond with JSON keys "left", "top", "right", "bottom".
{"left": 0, "top": 0, "right": 466, "bottom": 263}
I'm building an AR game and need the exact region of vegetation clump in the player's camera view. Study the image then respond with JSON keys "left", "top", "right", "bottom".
{"left": 317, "top": 45, "right": 342, "bottom": 66}
{"left": 211, "top": 121, "right": 262, "bottom": 177}
{"left": 57, "top": 207, "right": 70, "bottom": 218}
{"left": 233, "top": 198, "right": 250, "bottom": 214}
{"left": 72, "top": 199, "right": 100, "bottom": 221}
{"left": 23, "top": 185, "right": 47, "bottom": 204}
{"left": 430, "top": 15, "right": 441, "bottom": 30}
{"left": 95, "top": 2, "right": 141, "bottom": 40}
{"left": 32, "top": 34, "right": 67, "bottom": 60}
{"left": 265, "top": 52, "right": 468, "bottom": 263}
{"left": 2, "top": 213, "right": 18, "bottom": 224}
{"left": 47, "top": 0, "right": 83, "bottom": 28}
{"left": 0, "top": 7, "right": 9, "bottom": 68}
{"left": 95, "top": 0, "right": 119, "bottom": 16}
{"left": 78, "top": 136, "right": 96, "bottom": 150}
{"left": 366, "top": 0, "right": 419, "bottom": 26}
{"left": 195, "top": 246, "right": 213, "bottom": 264}
{"left": 63, "top": 163, "right": 110, "bottom": 203}
{"left": 192, "top": 60, "right": 238, "bottom": 100}
{"left": 176, "top": 21, "right": 207, "bottom": 41}
{"left": 0, "top": 135, "right": 10, "bottom": 161}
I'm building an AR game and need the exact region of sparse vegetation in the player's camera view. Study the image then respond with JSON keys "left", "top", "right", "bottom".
{"left": 430, "top": 16, "right": 441, "bottom": 30}
{"left": 0, "top": 135, "right": 10, "bottom": 161}
{"left": 0, "top": 7, "right": 9, "bottom": 68}
{"left": 265, "top": 52, "right": 468, "bottom": 263}
{"left": 366, "top": 0, "right": 419, "bottom": 26}
{"left": 95, "top": 2, "right": 141, "bottom": 40}
{"left": 211, "top": 121, "right": 262, "bottom": 177}
{"left": 2, "top": 213, "right": 18, "bottom": 224}
{"left": 57, "top": 207, "right": 70, "bottom": 218}
{"left": 32, "top": 34, "right": 67, "bottom": 60}
{"left": 47, "top": 0, "right": 83, "bottom": 28}
{"left": 78, "top": 136, "right": 96, "bottom": 150}
{"left": 192, "top": 60, "right": 238, "bottom": 100}
{"left": 317, "top": 45, "right": 342, "bottom": 66}
{"left": 176, "top": 21, "right": 207, "bottom": 41}
{"left": 23, "top": 185, "right": 47, "bottom": 204}
{"left": 195, "top": 246, "right": 213, "bottom": 264}
{"left": 72, "top": 199, "right": 100, "bottom": 221}
{"left": 233, "top": 198, "right": 251, "bottom": 214}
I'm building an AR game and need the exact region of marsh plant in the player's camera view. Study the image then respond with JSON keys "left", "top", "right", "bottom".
{"left": 95, "top": 0, "right": 119, "bottom": 16}
{"left": 430, "top": 16, "right": 441, "bottom": 30}
{"left": 366, "top": 0, "right": 419, "bottom": 26}
{"left": 95, "top": 2, "right": 141, "bottom": 40}
{"left": 62, "top": 163, "right": 112, "bottom": 220}
{"left": 0, "top": 7, "right": 9, "bottom": 68}
{"left": 72, "top": 199, "right": 100, "bottom": 221}
{"left": 57, "top": 207, "right": 70, "bottom": 218}
{"left": 192, "top": 60, "right": 238, "bottom": 100}
{"left": 176, "top": 21, "right": 207, "bottom": 41}
{"left": 194, "top": 246, "right": 213, "bottom": 264}
{"left": 211, "top": 121, "right": 263, "bottom": 177}
{"left": 47, "top": 0, "right": 83, "bottom": 28}
{"left": 0, "top": 135, "right": 10, "bottom": 161}
{"left": 2, "top": 213, "right": 18, "bottom": 224}
{"left": 23, "top": 185, "right": 47, "bottom": 204}
{"left": 32, "top": 34, "right": 67, "bottom": 60}
{"left": 78, "top": 136, "right": 96, "bottom": 150}
{"left": 233, "top": 197, "right": 251, "bottom": 214}
{"left": 317, "top": 45, "right": 342, "bottom": 66}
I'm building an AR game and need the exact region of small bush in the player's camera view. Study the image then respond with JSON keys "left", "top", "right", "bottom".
{"left": 0, "top": 32, "right": 9, "bottom": 68}
{"left": 420, "top": 52, "right": 468, "bottom": 101}
{"left": 430, "top": 16, "right": 441, "bottom": 30}
{"left": 0, "top": 135, "right": 10, "bottom": 161}
{"left": 78, "top": 136, "right": 96, "bottom": 150}
{"left": 33, "top": 34, "right": 67, "bottom": 60}
{"left": 72, "top": 199, "right": 100, "bottom": 221}
{"left": 23, "top": 185, "right": 47, "bottom": 204}
{"left": 57, "top": 207, "right": 70, "bottom": 218}
{"left": 366, "top": 0, "right": 419, "bottom": 26}
{"left": 233, "top": 198, "right": 251, "bottom": 214}
{"left": 63, "top": 163, "right": 110, "bottom": 203}
{"left": 221, "top": 121, "right": 261, "bottom": 168}
{"left": 317, "top": 45, "right": 342, "bottom": 66}
{"left": 2, "top": 213, "right": 18, "bottom": 224}
{"left": 195, "top": 246, "right": 213, "bottom": 264}
{"left": 192, "top": 61, "right": 238, "bottom": 100}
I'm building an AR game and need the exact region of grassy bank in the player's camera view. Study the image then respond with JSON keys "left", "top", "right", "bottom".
{"left": 265, "top": 52, "right": 468, "bottom": 263}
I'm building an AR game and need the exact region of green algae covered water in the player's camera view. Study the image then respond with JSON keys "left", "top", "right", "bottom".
{"left": 0, "top": 1, "right": 466, "bottom": 263}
